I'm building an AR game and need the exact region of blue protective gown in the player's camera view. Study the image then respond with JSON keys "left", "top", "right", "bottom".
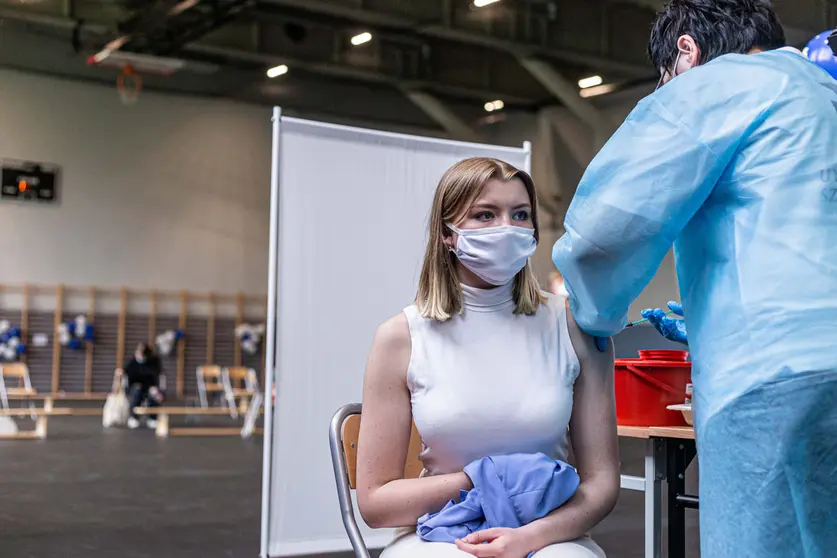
{"left": 553, "top": 48, "right": 837, "bottom": 557}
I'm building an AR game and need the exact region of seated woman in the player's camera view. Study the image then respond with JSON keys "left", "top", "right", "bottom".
{"left": 357, "top": 158, "right": 619, "bottom": 558}
{"left": 116, "top": 343, "right": 164, "bottom": 429}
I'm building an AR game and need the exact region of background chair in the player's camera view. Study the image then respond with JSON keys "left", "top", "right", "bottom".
{"left": 195, "top": 365, "right": 232, "bottom": 413}
{"left": 223, "top": 366, "right": 259, "bottom": 415}
{"left": 0, "top": 363, "right": 37, "bottom": 418}
{"left": 329, "top": 403, "right": 424, "bottom": 558}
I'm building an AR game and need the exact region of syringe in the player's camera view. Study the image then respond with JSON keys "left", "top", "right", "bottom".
{"left": 625, "top": 310, "right": 676, "bottom": 328}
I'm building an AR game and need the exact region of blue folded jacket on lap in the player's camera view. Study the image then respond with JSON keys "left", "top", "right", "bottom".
{"left": 416, "top": 453, "right": 580, "bottom": 543}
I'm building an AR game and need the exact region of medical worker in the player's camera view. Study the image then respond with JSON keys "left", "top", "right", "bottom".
{"left": 552, "top": 1, "right": 837, "bottom": 556}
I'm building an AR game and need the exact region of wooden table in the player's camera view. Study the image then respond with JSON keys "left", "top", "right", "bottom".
{"left": 618, "top": 425, "right": 698, "bottom": 558}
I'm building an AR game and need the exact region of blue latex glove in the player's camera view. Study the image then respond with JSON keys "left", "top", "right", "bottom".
{"left": 640, "top": 301, "right": 688, "bottom": 345}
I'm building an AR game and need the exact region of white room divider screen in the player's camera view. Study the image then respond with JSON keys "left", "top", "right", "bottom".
{"left": 261, "top": 108, "right": 531, "bottom": 557}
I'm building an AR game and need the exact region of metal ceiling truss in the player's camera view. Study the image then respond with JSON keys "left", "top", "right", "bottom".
{"left": 13, "top": 0, "right": 834, "bottom": 137}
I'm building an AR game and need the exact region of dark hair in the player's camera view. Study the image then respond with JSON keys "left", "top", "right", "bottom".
{"left": 136, "top": 343, "right": 153, "bottom": 359}
{"left": 649, "top": 0, "right": 786, "bottom": 75}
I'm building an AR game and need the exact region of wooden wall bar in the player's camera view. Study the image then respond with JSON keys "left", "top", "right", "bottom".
{"left": 50, "top": 285, "right": 64, "bottom": 393}
{"left": 20, "top": 284, "right": 29, "bottom": 364}
{"left": 84, "top": 287, "right": 95, "bottom": 393}
{"left": 148, "top": 290, "right": 156, "bottom": 344}
{"left": 234, "top": 292, "right": 244, "bottom": 367}
{"left": 0, "top": 283, "right": 267, "bottom": 399}
{"left": 177, "top": 291, "right": 188, "bottom": 398}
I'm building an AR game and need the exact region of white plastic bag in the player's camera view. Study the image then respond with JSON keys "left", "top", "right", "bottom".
{"left": 0, "top": 416, "right": 18, "bottom": 436}
{"left": 103, "top": 377, "right": 130, "bottom": 428}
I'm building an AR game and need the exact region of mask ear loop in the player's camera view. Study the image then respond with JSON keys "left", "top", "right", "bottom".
{"left": 655, "top": 50, "right": 682, "bottom": 91}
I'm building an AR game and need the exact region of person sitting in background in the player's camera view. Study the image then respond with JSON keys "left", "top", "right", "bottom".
{"left": 116, "top": 343, "right": 164, "bottom": 430}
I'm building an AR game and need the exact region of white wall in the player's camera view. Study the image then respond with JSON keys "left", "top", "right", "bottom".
{"left": 0, "top": 69, "right": 271, "bottom": 294}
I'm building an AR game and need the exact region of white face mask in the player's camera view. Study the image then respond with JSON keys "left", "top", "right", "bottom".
{"left": 448, "top": 224, "right": 537, "bottom": 286}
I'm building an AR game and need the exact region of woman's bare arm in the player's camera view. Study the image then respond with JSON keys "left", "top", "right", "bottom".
{"left": 518, "top": 305, "right": 620, "bottom": 548}
{"left": 355, "top": 313, "right": 472, "bottom": 529}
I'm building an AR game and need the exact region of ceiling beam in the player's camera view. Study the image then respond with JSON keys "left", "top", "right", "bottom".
{"left": 0, "top": 7, "right": 538, "bottom": 106}
{"left": 258, "top": 0, "right": 655, "bottom": 78}
{"left": 186, "top": 43, "right": 536, "bottom": 105}
{"left": 403, "top": 90, "right": 483, "bottom": 142}
{"left": 519, "top": 57, "right": 612, "bottom": 149}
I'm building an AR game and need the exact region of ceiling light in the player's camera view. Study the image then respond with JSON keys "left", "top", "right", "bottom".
{"left": 491, "top": 99, "right": 504, "bottom": 110}
{"left": 578, "top": 75, "right": 603, "bottom": 89}
{"left": 351, "top": 32, "right": 373, "bottom": 46}
{"left": 267, "top": 64, "right": 288, "bottom": 78}
{"left": 484, "top": 100, "right": 504, "bottom": 112}
{"left": 484, "top": 102, "right": 496, "bottom": 112}
{"left": 473, "top": 0, "right": 501, "bottom": 7}
{"left": 579, "top": 83, "right": 618, "bottom": 98}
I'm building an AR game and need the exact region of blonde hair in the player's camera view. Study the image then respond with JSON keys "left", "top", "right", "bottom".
{"left": 415, "top": 157, "right": 545, "bottom": 322}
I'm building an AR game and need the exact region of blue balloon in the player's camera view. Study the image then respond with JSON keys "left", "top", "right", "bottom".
{"left": 241, "top": 332, "right": 252, "bottom": 342}
{"left": 174, "top": 329, "right": 184, "bottom": 340}
{"left": 84, "top": 324, "right": 95, "bottom": 342}
{"left": 9, "top": 328, "right": 20, "bottom": 338}
{"left": 68, "top": 338, "right": 82, "bottom": 350}
{"left": 0, "top": 332, "right": 8, "bottom": 344}
{"left": 805, "top": 30, "right": 837, "bottom": 79}
{"left": 16, "top": 343, "right": 27, "bottom": 355}
{"left": 67, "top": 321, "right": 76, "bottom": 336}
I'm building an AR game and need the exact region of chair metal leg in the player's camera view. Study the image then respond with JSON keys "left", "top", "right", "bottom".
{"left": 330, "top": 404, "right": 371, "bottom": 558}
{"left": 197, "top": 370, "right": 208, "bottom": 408}
{"left": 0, "top": 375, "right": 8, "bottom": 410}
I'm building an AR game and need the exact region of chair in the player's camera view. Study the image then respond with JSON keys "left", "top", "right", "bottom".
{"left": 329, "top": 403, "right": 424, "bottom": 558}
{"left": 223, "top": 366, "right": 260, "bottom": 415}
{"left": 195, "top": 365, "right": 232, "bottom": 412}
{"left": 0, "top": 363, "right": 37, "bottom": 418}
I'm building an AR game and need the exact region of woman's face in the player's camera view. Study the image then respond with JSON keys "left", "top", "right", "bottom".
{"left": 452, "top": 177, "right": 534, "bottom": 231}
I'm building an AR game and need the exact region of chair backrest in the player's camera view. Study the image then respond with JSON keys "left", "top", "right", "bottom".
{"left": 1, "top": 363, "right": 29, "bottom": 379}
{"left": 330, "top": 403, "right": 423, "bottom": 558}
{"left": 226, "top": 366, "right": 258, "bottom": 388}
{"left": 340, "top": 412, "right": 424, "bottom": 489}
{"left": 1, "top": 363, "right": 31, "bottom": 389}
{"left": 225, "top": 366, "right": 250, "bottom": 382}
{"left": 197, "top": 365, "right": 222, "bottom": 379}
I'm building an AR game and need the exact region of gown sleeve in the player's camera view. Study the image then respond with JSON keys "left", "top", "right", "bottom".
{"left": 552, "top": 95, "right": 739, "bottom": 337}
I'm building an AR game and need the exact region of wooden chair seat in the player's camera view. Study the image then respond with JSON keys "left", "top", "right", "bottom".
{"left": 6, "top": 387, "right": 37, "bottom": 396}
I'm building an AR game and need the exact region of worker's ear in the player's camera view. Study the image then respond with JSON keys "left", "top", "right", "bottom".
{"left": 676, "top": 35, "right": 701, "bottom": 73}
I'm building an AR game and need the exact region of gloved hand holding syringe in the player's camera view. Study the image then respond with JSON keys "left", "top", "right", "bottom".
{"left": 631, "top": 301, "right": 688, "bottom": 345}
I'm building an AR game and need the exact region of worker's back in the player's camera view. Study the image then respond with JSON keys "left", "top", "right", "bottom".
{"left": 672, "top": 48, "right": 837, "bottom": 415}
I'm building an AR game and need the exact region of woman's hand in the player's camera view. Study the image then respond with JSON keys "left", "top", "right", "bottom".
{"left": 455, "top": 528, "right": 533, "bottom": 558}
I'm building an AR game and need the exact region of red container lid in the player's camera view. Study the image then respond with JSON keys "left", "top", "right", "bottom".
{"left": 638, "top": 350, "right": 689, "bottom": 362}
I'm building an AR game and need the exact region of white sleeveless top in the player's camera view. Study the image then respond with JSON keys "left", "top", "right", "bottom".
{"left": 403, "top": 282, "right": 580, "bottom": 476}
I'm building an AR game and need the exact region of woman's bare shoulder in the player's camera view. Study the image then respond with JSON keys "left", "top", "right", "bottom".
{"left": 365, "top": 312, "right": 412, "bottom": 385}
{"left": 373, "top": 312, "right": 410, "bottom": 350}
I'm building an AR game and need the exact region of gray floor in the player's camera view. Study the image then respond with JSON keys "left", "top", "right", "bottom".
{"left": 0, "top": 416, "right": 699, "bottom": 558}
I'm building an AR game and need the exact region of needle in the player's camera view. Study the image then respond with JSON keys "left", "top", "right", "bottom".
{"left": 626, "top": 310, "right": 676, "bottom": 328}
